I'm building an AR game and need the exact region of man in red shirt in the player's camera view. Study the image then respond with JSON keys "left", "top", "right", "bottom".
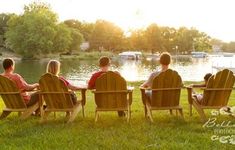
{"left": 88, "top": 56, "right": 125, "bottom": 116}
{"left": 1, "top": 58, "right": 39, "bottom": 107}
{"left": 88, "top": 56, "right": 111, "bottom": 89}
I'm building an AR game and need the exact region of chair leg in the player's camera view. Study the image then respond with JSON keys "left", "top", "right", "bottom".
{"left": 40, "top": 111, "right": 50, "bottom": 123}
{"left": 176, "top": 110, "right": 178, "bottom": 116}
{"left": 146, "top": 105, "right": 153, "bottom": 122}
{"left": 82, "top": 106, "right": 85, "bottom": 118}
{"left": 66, "top": 112, "right": 71, "bottom": 119}
{"left": 193, "top": 101, "right": 207, "bottom": 122}
{"left": 67, "top": 104, "right": 82, "bottom": 123}
{"left": 0, "top": 111, "right": 11, "bottom": 119}
{"left": 189, "top": 104, "right": 192, "bottom": 116}
{"left": 127, "top": 108, "right": 131, "bottom": 123}
{"left": 144, "top": 105, "right": 147, "bottom": 118}
{"left": 169, "top": 109, "right": 173, "bottom": 115}
{"left": 95, "top": 110, "right": 99, "bottom": 123}
{"left": 20, "top": 103, "right": 39, "bottom": 120}
{"left": 18, "top": 112, "right": 23, "bottom": 116}
{"left": 179, "top": 109, "right": 184, "bottom": 119}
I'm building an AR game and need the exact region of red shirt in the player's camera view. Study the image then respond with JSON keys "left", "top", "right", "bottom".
{"left": 88, "top": 71, "right": 106, "bottom": 89}
{"left": 2, "top": 73, "right": 30, "bottom": 103}
{"left": 59, "top": 76, "right": 70, "bottom": 87}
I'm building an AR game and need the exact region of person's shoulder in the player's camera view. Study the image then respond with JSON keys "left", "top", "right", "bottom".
{"left": 92, "top": 71, "right": 104, "bottom": 76}
{"left": 11, "top": 73, "right": 22, "bottom": 79}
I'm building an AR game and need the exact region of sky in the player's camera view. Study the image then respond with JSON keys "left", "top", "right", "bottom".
{"left": 1, "top": 0, "right": 235, "bottom": 42}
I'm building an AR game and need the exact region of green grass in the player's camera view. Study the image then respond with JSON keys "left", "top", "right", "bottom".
{"left": 1, "top": 82, "right": 235, "bottom": 149}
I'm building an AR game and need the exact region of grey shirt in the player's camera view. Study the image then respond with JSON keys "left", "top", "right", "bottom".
{"left": 142, "top": 70, "right": 161, "bottom": 88}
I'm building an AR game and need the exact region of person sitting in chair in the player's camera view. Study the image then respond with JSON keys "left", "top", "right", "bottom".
{"left": 1, "top": 58, "right": 39, "bottom": 107}
{"left": 140, "top": 52, "right": 172, "bottom": 98}
{"left": 46, "top": 60, "right": 83, "bottom": 104}
{"left": 88, "top": 56, "right": 125, "bottom": 117}
{"left": 141, "top": 52, "right": 171, "bottom": 88}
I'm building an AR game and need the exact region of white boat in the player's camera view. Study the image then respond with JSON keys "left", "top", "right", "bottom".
{"left": 119, "top": 51, "right": 142, "bottom": 60}
{"left": 191, "top": 52, "right": 208, "bottom": 58}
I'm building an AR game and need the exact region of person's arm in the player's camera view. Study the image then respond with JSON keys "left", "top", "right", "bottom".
{"left": 140, "top": 73, "right": 154, "bottom": 88}
{"left": 67, "top": 84, "right": 84, "bottom": 90}
{"left": 18, "top": 74, "right": 39, "bottom": 91}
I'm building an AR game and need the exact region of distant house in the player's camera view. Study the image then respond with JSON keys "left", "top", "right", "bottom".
{"left": 80, "top": 42, "right": 89, "bottom": 51}
{"left": 212, "top": 45, "right": 222, "bottom": 53}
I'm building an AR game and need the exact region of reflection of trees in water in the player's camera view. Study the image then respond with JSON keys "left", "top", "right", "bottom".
{"left": 141, "top": 59, "right": 159, "bottom": 71}
{"left": 172, "top": 56, "right": 193, "bottom": 66}
{"left": 14, "top": 60, "right": 47, "bottom": 83}
{"left": 60, "top": 59, "right": 98, "bottom": 80}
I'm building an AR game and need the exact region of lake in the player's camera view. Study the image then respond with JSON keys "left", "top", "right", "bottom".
{"left": 0, "top": 55, "right": 235, "bottom": 85}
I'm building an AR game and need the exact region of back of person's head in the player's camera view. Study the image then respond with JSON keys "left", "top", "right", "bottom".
{"left": 2, "top": 58, "right": 14, "bottom": 70}
{"left": 159, "top": 52, "right": 171, "bottom": 65}
{"left": 99, "top": 56, "right": 110, "bottom": 67}
{"left": 204, "top": 73, "right": 212, "bottom": 81}
{"left": 46, "top": 60, "right": 61, "bottom": 76}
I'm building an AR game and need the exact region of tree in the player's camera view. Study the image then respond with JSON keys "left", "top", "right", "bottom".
{"left": 5, "top": 2, "right": 72, "bottom": 58}
{"left": 0, "top": 13, "right": 14, "bottom": 48}
{"left": 160, "top": 26, "right": 177, "bottom": 53}
{"left": 68, "top": 28, "right": 84, "bottom": 53}
{"left": 64, "top": 19, "right": 94, "bottom": 41}
{"left": 89, "top": 20, "right": 124, "bottom": 51}
{"left": 129, "top": 29, "right": 147, "bottom": 51}
{"left": 145, "top": 24, "right": 162, "bottom": 54}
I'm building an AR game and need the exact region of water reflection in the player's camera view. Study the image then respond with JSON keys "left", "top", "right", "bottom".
{"left": 0, "top": 55, "right": 234, "bottom": 84}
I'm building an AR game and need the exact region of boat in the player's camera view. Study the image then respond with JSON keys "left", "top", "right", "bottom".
{"left": 119, "top": 51, "right": 142, "bottom": 60}
{"left": 191, "top": 52, "right": 208, "bottom": 58}
{"left": 223, "top": 53, "right": 234, "bottom": 57}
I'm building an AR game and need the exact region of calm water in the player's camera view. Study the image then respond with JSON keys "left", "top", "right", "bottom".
{"left": 0, "top": 55, "right": 235, "bottom": 85}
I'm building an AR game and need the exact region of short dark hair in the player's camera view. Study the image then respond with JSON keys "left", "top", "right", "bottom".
{"left": 204, "top": 73, "right": 212, "bottom": 81}
{"left": 160, "top": 52, "right": 171, "bottom": 65}
{"left": 2, "top": 58, "right": 14, "bottom": 70}
{"left": 99, "top": 56, "right": 110, "bottom": 67}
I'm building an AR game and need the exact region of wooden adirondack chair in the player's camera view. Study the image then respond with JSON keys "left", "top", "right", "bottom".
{"left": 0, "top": 75, "right": 39, "bottom": 119}
{"left": 39, "top": 73, "right": 86, "bottom": 123}
{"left": 140, "top": 69, "right": 183, "bottom": 122}
{"left": 187, "top": 69, "right": 235, "bottom": 122}
{"left": 92, "top": 71, "right": 133, "bottom": 122}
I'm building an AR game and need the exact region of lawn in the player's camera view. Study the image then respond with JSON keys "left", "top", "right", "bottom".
{"left": 0, "top": 81, "right": 235, "bottom": 149}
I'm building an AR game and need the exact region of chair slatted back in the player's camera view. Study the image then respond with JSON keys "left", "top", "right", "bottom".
{"left": 151, "top": 69, "right": 182, "bottom": 107}
{"left": 202, "top": 69, "right": 235, "bottom": 106}
{"left": 0, "top": 75, "right": 26, "bottom": 109}
{"left": 95, "top": 71, "right": 127, "bottom": 109}
{"left": 39, "top": 73, "right": 73, "bottom": 109}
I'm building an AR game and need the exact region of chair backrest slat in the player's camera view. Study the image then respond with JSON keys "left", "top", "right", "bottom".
{"left": 39, "top": 73, "right": 73, "bottom": 109}
{"left": 151, "top": 69, "right": 182, "bottom": 107}
{"left": 0, "top": 75, "right": 26, "bottom": 109}
{"left": 202, "top": 69, "right": 235, "bottom": 106}
{"left": 95, "top": 71, "right": 127, "bottom": 108}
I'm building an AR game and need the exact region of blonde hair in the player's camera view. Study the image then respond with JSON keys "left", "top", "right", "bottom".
{"left": 46, "top": 60, "right": 61, "bottom": 76}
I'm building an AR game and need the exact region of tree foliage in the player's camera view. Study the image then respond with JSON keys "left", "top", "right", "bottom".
{"left": 5, "top": 2, "right": 72, "bottom": 58}
{"left": 0, "top": 13, "right": 14, "bottom": 48}
{"left": 89, "top": 20, "right": 124, "bottom": 51}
